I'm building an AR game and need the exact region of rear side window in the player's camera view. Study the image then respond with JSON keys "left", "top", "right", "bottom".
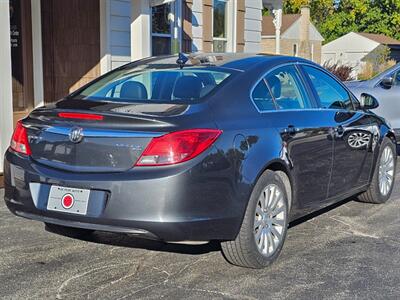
{"left": 303, "top": 66, "right": 353, "bottom": 110}
{"left": 252, "top": 80, "right": 276, "bottom": 111}
{"left": 265, "top": 65, "right": 311, "bottom": 110}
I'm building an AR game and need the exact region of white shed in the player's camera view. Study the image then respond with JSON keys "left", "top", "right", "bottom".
{"left": 322, "top": 31, "right": 400, "bottom": 76}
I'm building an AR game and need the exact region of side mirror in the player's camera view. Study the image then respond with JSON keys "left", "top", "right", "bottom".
{"left": 381, "top": 76, "right": 393, "bottom": 88}
{"left": 360, "top": 93, "right": 379, "bottom": 110}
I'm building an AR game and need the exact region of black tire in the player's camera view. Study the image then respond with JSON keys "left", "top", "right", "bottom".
{"left": 45, "top": 223, "right": 94, "bottom": 238}
{"left": 358, "top": 137, "right": 397, "bottom": 204}
{"left": 221, "top": 170, "right": 289, "bottom": 268}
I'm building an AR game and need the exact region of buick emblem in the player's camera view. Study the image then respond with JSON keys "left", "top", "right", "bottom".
{"left": 69, "top": 127, "right": 83, "bottom": 143}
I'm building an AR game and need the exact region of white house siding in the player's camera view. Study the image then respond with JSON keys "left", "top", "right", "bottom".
{"left": 0, "top": 1, "right": 13, "bottom": 172}
{"left": 244, "top": 0, "right": 262, "bottom": 52}
{"left": 322, "top": 32, "right": 380, "bottom": 74}
{"left": 192, "top": 0, "right": 203, "bottom": 52}
{"left": 109, "top": 0, "right": 132, "bottom": 69}
{"left": 102, "top": 0, "right": 265, "bottom": 67}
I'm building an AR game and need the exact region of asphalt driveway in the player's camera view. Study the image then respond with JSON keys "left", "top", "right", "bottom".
{"left": 1, "top": 165, "right": 400, "bottom": 300}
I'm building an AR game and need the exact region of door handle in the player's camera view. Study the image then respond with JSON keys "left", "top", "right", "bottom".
{"left": 285, "top": 125, "right": 297, "bottom": 136}
{"left": 335, "top": 125, "right": 344, "bottom": 135}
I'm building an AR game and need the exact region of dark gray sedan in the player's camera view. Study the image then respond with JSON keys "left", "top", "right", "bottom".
{"left": 4, "top": 53, "right": 397, "bottom": 268}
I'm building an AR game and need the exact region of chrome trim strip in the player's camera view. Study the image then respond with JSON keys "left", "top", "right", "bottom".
{"left": 44, "top": 126, "right": 163, "bottom": 138}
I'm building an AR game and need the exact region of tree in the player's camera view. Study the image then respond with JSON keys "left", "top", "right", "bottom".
{"left": 283, "top": 0, "right": 337, "bottom": 26}
{"left": 282, "top": 0, "right": 400, "bottom": 44}
{"left": 320, "top": 0, "right": 400, "bottom": 43}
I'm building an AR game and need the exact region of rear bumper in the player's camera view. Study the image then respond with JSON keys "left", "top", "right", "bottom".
{"left": 3, "top": 150, "right": 245, "bottom": 242}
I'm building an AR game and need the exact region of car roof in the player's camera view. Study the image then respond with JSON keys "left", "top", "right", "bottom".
{"left": 121, "top": 53, "right": 300, "bottom": 73}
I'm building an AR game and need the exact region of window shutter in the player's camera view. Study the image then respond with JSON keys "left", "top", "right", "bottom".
{"left": 182, "top": 0, "right": 193, "bottom": 52}
{"left": 236, "top": 1, "right": 245, "bottom": 52}
{"left": 202, "top": 0, "right": 213, "bottom": 52}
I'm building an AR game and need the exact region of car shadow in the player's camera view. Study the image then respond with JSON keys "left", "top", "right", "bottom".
{"left": 289, "top": 197, "right": 353, "bottom": 228}
{"left": 46, "top": 197, "right": 356, "bottom": 255}
{"left": 45, "top": 225, "right": 222, "bottom": 255}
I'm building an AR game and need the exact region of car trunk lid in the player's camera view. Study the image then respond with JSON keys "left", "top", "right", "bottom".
{"left": 24, "top": 100, "right": 196, "bottom": 173}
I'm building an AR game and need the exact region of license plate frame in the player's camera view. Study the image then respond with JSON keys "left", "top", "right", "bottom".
{"left": 47, "top": 185, "right": 90, "bottom": 215}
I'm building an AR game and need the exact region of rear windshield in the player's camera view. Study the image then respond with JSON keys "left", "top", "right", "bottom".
{"left": 72, "top": 67, "right": 232, "bottom": 103}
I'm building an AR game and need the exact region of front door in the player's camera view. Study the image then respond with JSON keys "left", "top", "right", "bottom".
{"left": 328, "top": 110, "right": 375, "bottom": 197}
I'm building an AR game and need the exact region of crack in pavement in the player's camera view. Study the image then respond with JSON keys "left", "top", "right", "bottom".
{"left": 328, "top": 215, "right": 381, "bottom": 239}
{"left": 169, "top": 284, "right": 258, "bottom": 299}
{"left": 56, "top": 262, "right": 139, "bottom": 299}
{"left": 116, "top": 254, "right": 216, "bottom": 300}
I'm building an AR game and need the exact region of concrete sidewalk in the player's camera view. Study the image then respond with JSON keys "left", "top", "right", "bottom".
{"left": 1, "top": 167, "right": 400, "bottom": 299}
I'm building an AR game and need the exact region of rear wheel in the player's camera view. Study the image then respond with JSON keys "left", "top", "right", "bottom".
{"left": 221, "top": 170, "right": 289, "bottom": 268}
{"left": 45, "top": 223, "right": 94, "bottom": 238}
{"left": 358, "top": 137, "right": 397, "bottom": 204}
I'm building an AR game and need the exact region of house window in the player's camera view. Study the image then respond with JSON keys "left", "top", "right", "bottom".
{"left": 213, "top": 0, "right": 228, "bottom": 53}
{"left": 152, "top": 3, "right": 173, "bottom": 56}
{"left": 293, "top": 44, "right": 298, "bottom": 57}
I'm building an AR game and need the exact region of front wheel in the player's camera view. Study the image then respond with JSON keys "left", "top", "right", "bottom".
{"left": 221, "top": 170, "right": 289, "bottom": 268}
{"left": 358, "top": 137, "right": 397, "bottom": 204}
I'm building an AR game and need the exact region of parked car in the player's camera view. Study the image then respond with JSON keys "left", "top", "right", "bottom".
{"left": 3, "top": 53, "right": 397, "bottom": 269}
{"left": 346, "top": 63, "right": 400, "bottom": 141}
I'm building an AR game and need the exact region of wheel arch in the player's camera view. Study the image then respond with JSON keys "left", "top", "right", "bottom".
{"left": 235, "top": 158, "right": 294, "bottom": 237}
{"left": 260, "top": 160, "right": 293, "bottom": 211}
{"left": 385, "top": 131, "right": 396, "bottom": 144}
{"left": 367, "top": 125, "right": 397, "bottom": 185}
{"left": 380, "top": 125, "right": 397, "bottom": 155}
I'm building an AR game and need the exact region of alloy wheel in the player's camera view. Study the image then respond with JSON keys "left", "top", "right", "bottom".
{"left": 254, "top": 184, "right": 287, "bottom": 257}
{"left": 378, "top": 146, "right": 395, "bottom": 196}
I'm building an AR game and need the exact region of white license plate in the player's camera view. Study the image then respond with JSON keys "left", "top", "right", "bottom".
{"left": 47, "top": 186, "right": 90, "bottom": 215}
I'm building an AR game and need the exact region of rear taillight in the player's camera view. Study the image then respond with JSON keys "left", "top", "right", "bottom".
{"left": 135, "top": 129, "right": 222, "bottom": 166}
{"left": 10, "top": 121, "right": 31, "bottom": 155}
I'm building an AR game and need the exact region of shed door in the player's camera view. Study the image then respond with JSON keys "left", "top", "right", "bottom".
{"left": 41, "top": 0, "right": 100, "bottom": 103}
{"left": 10, "top": 0, "right": 34, "bottom": 126}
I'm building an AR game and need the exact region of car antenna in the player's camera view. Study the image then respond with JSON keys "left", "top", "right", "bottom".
{"left": 176, "top": 52, "right": 189, "bottom": 69}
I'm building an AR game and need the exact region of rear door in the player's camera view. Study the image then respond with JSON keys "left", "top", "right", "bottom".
{"left": 301, "top": 65, "right": 376, "bottom": 198}
{"left": 254, "top": 64, "right": 334, "bottom": 213}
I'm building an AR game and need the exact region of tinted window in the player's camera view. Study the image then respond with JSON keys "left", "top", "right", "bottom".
{"left": 75, "top": 69, "right": 231, "bottom": 102}
{"left": 265, "top": 65, "right": 311, "bottom": 110}
{"left": 252, "top": 80, "right": 276, "bottom": 111}
{"left": 303, "top": 66, "right": 353, "bottom": 110}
